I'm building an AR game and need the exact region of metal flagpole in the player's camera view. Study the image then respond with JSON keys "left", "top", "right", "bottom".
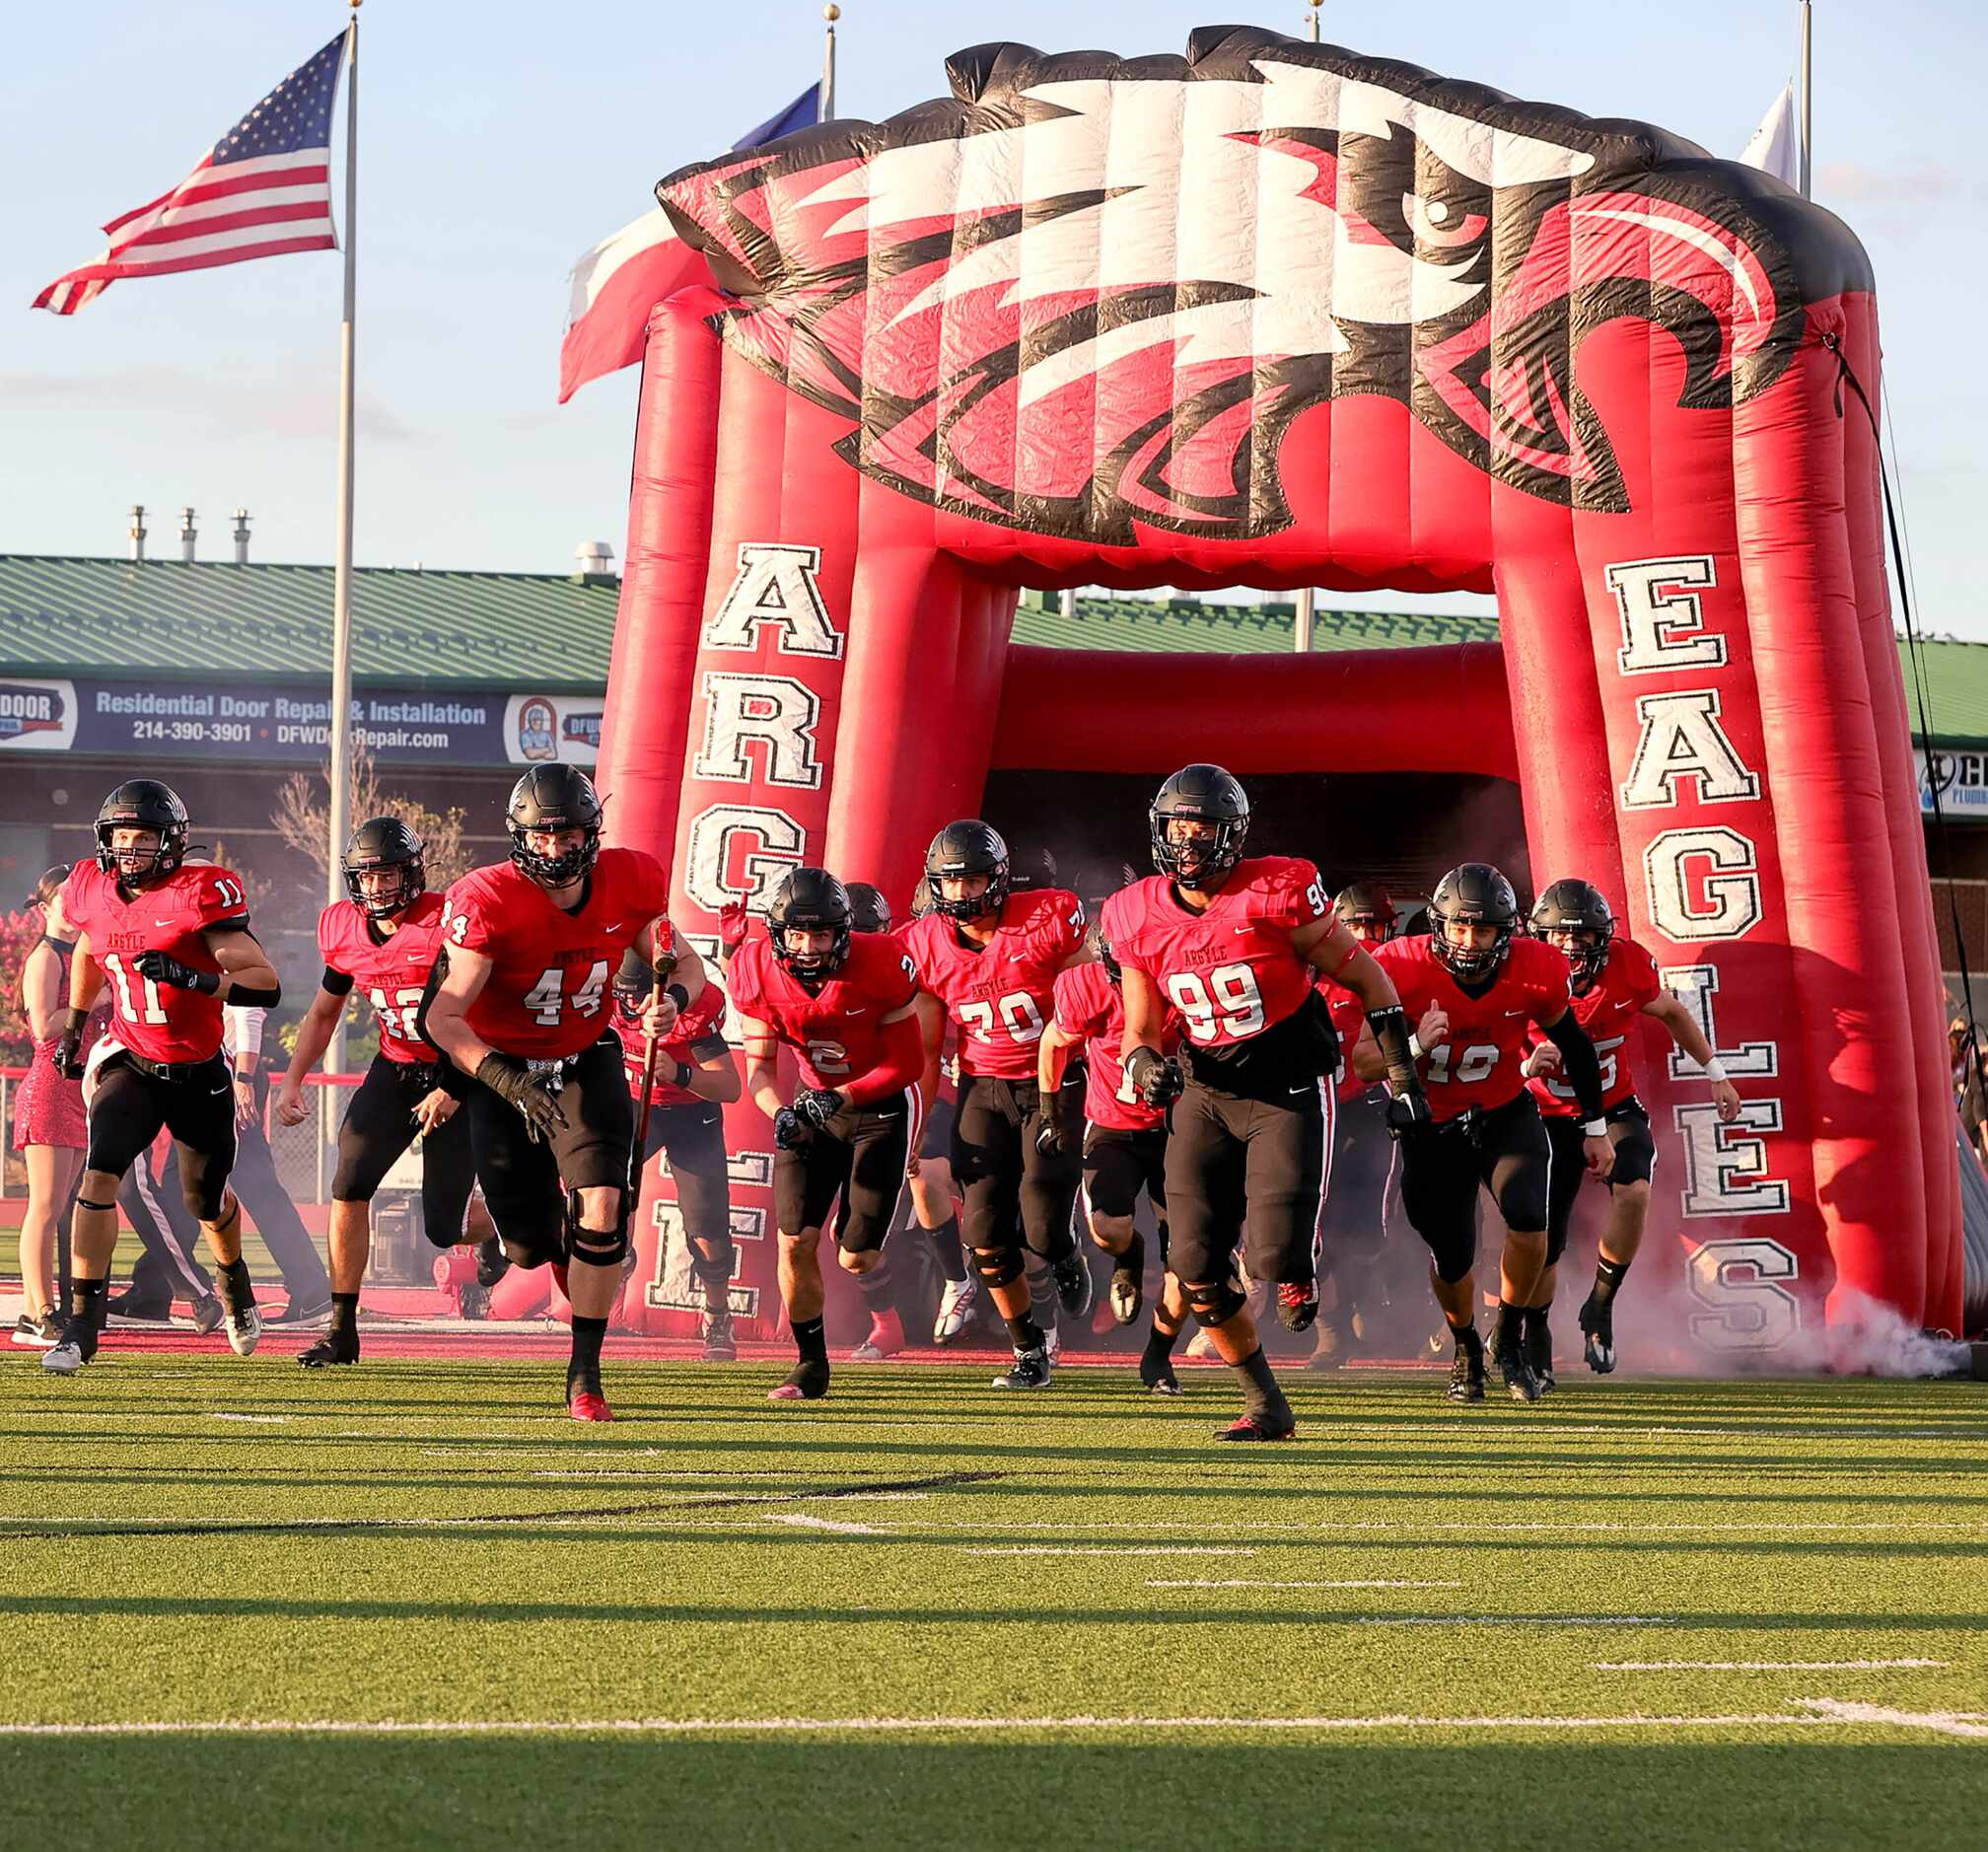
{"left": 821, "top": 5, "right": 839, "bottom": 120}
{"left": 1799, "top": 1, "right": 1812, "bottom": 199}
{"left": 325, "top": 0, "right": 360, "bottom": 1121}
{"left": 1293, "top": 7, "right": 1320, "bottom": 655}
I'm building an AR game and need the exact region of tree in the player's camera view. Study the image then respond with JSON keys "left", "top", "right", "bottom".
{"left": 271, "top": 740, "right": 470, "bottom": 890}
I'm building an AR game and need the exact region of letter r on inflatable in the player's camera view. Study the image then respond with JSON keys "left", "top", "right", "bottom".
{"left": 598, "top": 27, "right": 1958, "bottom": 1342}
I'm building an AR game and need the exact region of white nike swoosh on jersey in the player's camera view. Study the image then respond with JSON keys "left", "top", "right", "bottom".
{"left": 1288, "top": 1084, "right": 1309, "bottom": 1094}
{"left": 155, "top": 918, "right": 175, "bottom": 926}
{"left": 606, "top": 924, "right": 625, "bottom": 933}
{"left": 845, "top": 1007, "right": 869, "bottom": 1016}
{"left": 1503, "top": 1009, "right": 1528, "bottom": 1017}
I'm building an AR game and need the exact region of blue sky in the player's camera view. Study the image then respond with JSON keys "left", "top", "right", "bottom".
{"left": 5, "top": 0, "right": 1982, "bottom": 633}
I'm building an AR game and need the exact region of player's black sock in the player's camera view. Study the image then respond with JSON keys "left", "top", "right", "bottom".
{"left": 216, "top": 1257, "right": 253, "bottom": 1310}
{"left": 1230, "top": 1343, "right": 1286, "bottom": 1416}
{"left": 1004, "top": 1314, "right": 1045, "bottom": 1352}
{"left": 330, "top": 1292, "right": 359, "bottom": 1336}
{"left": 1445, "top": 1312, "right": 1477, "bottom": 1339}
{"left": 1522, "top": 1303, "right": 1548, "bottom": 1339}
{"left": 1144, "top": 1319, "right": 1180, "bottom": 1364}
{"left": 1591, "top": 1256, "right": 1631, "bottom": 1307}
{"left": 926, "top": 1214, "right": 966, "bottom": 1285}
{"left": 567, "top": 1315, "right": 607, "bottom": 1392}
{"left": 854, "top": 1256, "right": 894, "bottom": 1306}
{"left": 69, "top": 1275, "right": 107, "bottom": 1327}
{"left": 793, "top": 1315, "right": 828, "bottom": 1363}
{"left": 1493, "top": 1299, "right": 1523, "bottom": 1354}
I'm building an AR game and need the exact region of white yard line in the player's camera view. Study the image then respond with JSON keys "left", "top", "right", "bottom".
{"left": 964, "top": 1546, "right": 1259, "bottom": 1557}
{"left": 4, "top": 1705, "right": 1984, "bottom": 1740}
{"left": 204, "top": 1413, "right": 291, "bottom": 1423}
{"left": 763, "top": 1514, "right": 888, "bottom": 1534}
{"left": 1597, "top": 1660, "right": 1949, "bottom": 1673}
{"left": 1148, "top": 1579, "right": 1464, "bottom": 1590}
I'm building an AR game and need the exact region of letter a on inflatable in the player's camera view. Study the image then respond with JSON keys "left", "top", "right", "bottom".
{"left": 600, "top": 29, "right": 1958, "bottom": 1349}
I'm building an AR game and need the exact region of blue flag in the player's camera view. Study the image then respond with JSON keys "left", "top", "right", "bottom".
{"left": 733, "top": 84, "right": 821, "bottom": 152}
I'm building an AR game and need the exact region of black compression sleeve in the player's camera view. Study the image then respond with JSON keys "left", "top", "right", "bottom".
{"left": 1541, "top": 1010, "right": 1605, "bottom": 1121}
{"left": 1365, "top": 1005, "right": 1423, "bottom": 1099}
{"left": 227, "top": 979, "right": 281, "bottom": 1008}
{"left": 320, "top": 965, "right": 355, "bottom": 997}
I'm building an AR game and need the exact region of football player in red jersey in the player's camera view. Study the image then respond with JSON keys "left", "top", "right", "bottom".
{"left": 1039, "top": 922, "right": 1189, "bottom": 1393}
{"left": 1522, "top": 879, "right": 1743, "bottom": 1380}
{"left": 1311, "top": 882, "right": 1399, "bottom": 1365}
{"left": 730, "top": 868, "right": 924, "bottom": 1402}
{"left": 1358, "top": 864, "right": 1611, "bottom": 1404}
{"left": 902, "top": 822, "right": 1094, "bottom": 1390}
{"left": 42, "top": 780, "right": 284, "bottom": 1376}
{"left": 1105, "top": 766, "right": 1428, "bottom": 1440}
{"left": 424, "top": 766, "right": 702, "bottom": 1422}
{"left": 611, "top": 949, "right": 743, "bottom": 1361}
{"left": 274, "top": 819, "right": 482, "bottom": 1369}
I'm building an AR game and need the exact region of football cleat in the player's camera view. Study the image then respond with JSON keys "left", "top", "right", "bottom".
{"left": 702, "top": 1311, "right": 738, "bottom": 1362}
{"left": 223, "top": 1304, "right": 262, "bottom": 1358}
{"left": 40, "top": 1319, "right": 97, "bottom": 1376}
{"left": 992, "top": 1346, "right": 1051, "bottom": 1389}
{"left": 1216, "top": 1407, "right": 1297, "bottom": 1442}
{"left": 1525, "top": 1317, "right": 1556, "bottom": 1394}
{"left": 458, "top": 1279, "right": 492, "bottom": 1321}
{"left": 1447, "top": 1329, "right": 1486, "bottom": 1403}
{"left": 933, "top": 1275, "right": 978, "bottom": 1344}
{"left": 297, "top": 1328, "right": 359, "bottom": 1369}
{"left": 1052, "top": 1251, "right": 1094, "bottom": 1320}
{"left": 768, "top": 1357, "right": 831, "bottom": 1401}
{"left": 1276, "top": 1280, "right": 1319, "bottom": 1332}
{"left": 1309, "top": 1310, "right": 1352, "bottom": 1372}
{"left": 270, "top": 1293, "right": 332, "bottom": 1327}
{"left": 189, "top": 1293, "right": 225, "bottom": 1337}
{"left": 1579, "top": 1295, "right": 1616, "bottom": 1374}
{"left": 568, "top": 1389, "right": 614, "bottom": 1423}
{"left": 849, "top": 1308, "right": 903, "bottom": 1363}
{"left": 475, "top": 1237, "right": 512, "bottom": 1290}
{"left": 1108, "top": 1264, "right": 1143, "bottom": 1326}
{"left": 1493, "top": 1336, "right": 1541, "bottom": 1403}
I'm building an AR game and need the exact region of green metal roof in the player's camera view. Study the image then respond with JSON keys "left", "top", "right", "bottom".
{"left": 1904, "top": 638, "right": 1988, "bottom": 751}
{"left": 0, "top": 555, "right": 620, "bottom": 690}
{"left": 1009, "top": 590, "right": 1498, "bottom": 654}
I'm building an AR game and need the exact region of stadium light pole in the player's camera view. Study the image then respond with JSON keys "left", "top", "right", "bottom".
{"left": 1294, "top": 6, "right": 1320, "bottom": 655}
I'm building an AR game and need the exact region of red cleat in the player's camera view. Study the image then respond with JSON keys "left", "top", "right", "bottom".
{"left": 568, "top": 1389, "right": 614, "bottom": 1422}
{"left": 849, "top": 1308, "right": 903, "bottom": 1361}
{"left": 1216, "top": 1409, "right": 1297, "bottom": 1442}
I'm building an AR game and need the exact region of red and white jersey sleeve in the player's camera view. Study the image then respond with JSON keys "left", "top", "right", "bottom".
{"left": 614, "top": 980, "right": 731, "bottom": 1107}
{"left": 901, "top": 888, "right": 1087, "bottom": 1079}
{"left": 1373, "top": 934, "right": 1571, "bottom": 1124}
{"left": 444, "top": 846, "right": 673, "bottom": 1060}
{"left": 1526, "top": 936, "right": 1663, "bottom": 1116}
{"left": 319, "top": 891, "right": 449, "bottom": 1066}
{"left": 1100, "top": 856, "right": 1328, "bottom": 1052}
{"left": 62, "top": 858, "right": 249, "bottom": 1064}
{"left": 1052, "top": 959, "right": 1177, "bottom": 1132}
{"left": 730, "top": 931, "right": 918, "bottom": 1092}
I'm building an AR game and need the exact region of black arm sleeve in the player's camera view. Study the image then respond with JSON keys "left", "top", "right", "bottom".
{"left": 320, "top": 965, "right": 355, "bottom": 997}
{"left": 1541, "top": 1010, "right": 1605, "bottom": 1122}
{"left": 1365, "top": 1005, "right": 1425, "bottom": 1100}
{"left": 228, "top": 979, "right": 281, "bottom": 1008}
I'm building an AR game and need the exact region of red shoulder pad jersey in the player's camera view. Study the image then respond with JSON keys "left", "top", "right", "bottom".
{"left": 1371, "top": 934, "right": 1571, "bottom": 1124}
{"left": 1052, "top": 960, "right": 1180, "bottom": 1132}
{"left": 612, "top": 981, "right": 731, "bottom": 1107}
{"left": 1100, "top": 856, "right": 1330, "bottom": 1051}
{"left": 319, "top": 890, "right": 450, "bottom": 1066}
{"left": 62, "top": 857, "right": 249, "bottom": 1064}
{"left": 728, "top": 931, "right": 918, "bottom": 1091}
{"left": 1316, "top": 975, "right": 1370, "bottom": 1102}
{"left": 1526, "top": 936, "right": 1663, "bottom": 1116}
{"left": 901, "top": 888, "right": 1087, "bottom": 1079}
{"left": 442, "top": 847, "right": 672, "bottom": 1061}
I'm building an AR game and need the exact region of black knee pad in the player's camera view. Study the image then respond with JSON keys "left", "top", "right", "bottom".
{"left": 188, "top": 1181, "right": 235, "bottom": 1226}
{"left": 75, "top": 1195, "right": 116, "bottom": 1213}
{"left": 690, "top": 1235, "right": 736, "bottom": 1290}
{"left": 565, "top": 1188, "right": 632, "bottom": 1267}
{"left": 1183, "top": 1277, "right": 1246, "bottom": 1327}
{"left": 970, "top": 1245, "right": 1025, "bottom": 1289}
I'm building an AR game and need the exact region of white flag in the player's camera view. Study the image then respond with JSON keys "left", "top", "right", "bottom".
{"left": 1740, "top": 82, "right": 1800, "bottom": 187}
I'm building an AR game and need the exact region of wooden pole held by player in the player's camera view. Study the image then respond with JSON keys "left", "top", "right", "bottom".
{"left": 628, "top": 947, "right": 678, "bottom": 1198}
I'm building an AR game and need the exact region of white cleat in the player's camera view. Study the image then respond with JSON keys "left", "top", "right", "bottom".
{"left": 224, "top": 1304, "right": 262, "bottom": 1358}
{"left": 933, "top": 1275, "right": 978, "bottom": 1344}
{"left": 41, "top": 1337, "right": 88, "bottom": 1377}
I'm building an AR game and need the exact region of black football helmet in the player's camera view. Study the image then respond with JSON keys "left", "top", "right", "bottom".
{"left": 925, "top": 821, "right": 1010, "bottom": 922}
{"left": 506, "top": 764, "right": 603, "bottom": 887}
{"left": 1150, "top": 764, "right": 1249, "bottom": 890}
{"left": 767, "top": 867, "right": 853, "bottom": 979}
{"left": 342, "top": 817, "right": 426, "bottom": 919}
{"left": 1429, "top": 864, "right": 1519, "bottom": 982}
{"left": 94, "top": 779, "right": 189, "bottom": 885}
{"left": 1334, "top": 880, "right": 1395, "bottom": 941}
{"left": 1090, "top": 921, "right": 1121, "bottom": 986}
{"left": 845, "top": 881, "right": 891, "bottom": 935}
{"left": 1530, "top": 878, "right": 1615, "bottom": 993}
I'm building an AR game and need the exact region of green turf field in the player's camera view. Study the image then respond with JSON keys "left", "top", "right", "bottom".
{"left": 1, "top": 1357, "right": 1983, "bottom": 1850}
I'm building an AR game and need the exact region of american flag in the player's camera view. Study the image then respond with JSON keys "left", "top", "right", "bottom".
{"left": 34, "top": 33, "right": 346, "bottom": 316}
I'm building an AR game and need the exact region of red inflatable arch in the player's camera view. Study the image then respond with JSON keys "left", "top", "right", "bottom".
{"left": 599, "top": 28, "right": 1960, "bottom": 1349}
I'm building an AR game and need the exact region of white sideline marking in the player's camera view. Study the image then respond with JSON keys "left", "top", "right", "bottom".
{"left": 965, "top": 1546, "right": 1258, "bottom": 1558}
{"left": 5, "top": 1706, "right": 1985, "bottom": 1740}
{"left": 1148, "top": 1580, "right": 1464, "bottom": 1591}
{"left": 1792, "top": 1698, "right": 1988, "bottom": 1739}
{"left": 1598, "top": 1660, "right": 1949, "bottom": 1673}
{"left": 763, "top": 1514, "right": 888, "bottom": 1534}
{"left": 205, "top": 1413, "right": 290, "bottom": 1424}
